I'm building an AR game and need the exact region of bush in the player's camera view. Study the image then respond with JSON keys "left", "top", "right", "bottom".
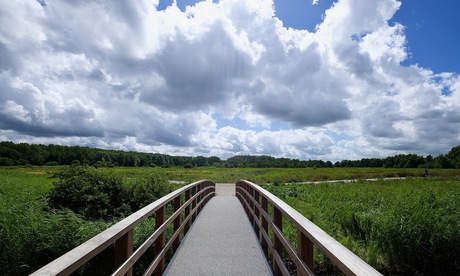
{"left": 47, "top": 166, "right": 130, "bottom": 220}
{"left": 126, "top": 170, "right": 173, "bottom": 211}
{"left": 47, "top": 166, "right": 173, "bottom": 220}
{"left": 0, "top": 157, "right": 15, "bottom": 166}
{"left": 183, "top": 163, "right": 193, "bottom": 168}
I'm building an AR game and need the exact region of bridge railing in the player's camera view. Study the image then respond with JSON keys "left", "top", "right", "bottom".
{"left": 236, "top": 180, "right": 382, "bottom": 276}
{"left": 31, "top": 180, "right": 215, "bottom": 276}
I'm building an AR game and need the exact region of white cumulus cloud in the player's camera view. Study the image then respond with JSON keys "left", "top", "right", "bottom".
{"left": 0, "top": 0, "right": 458, "bottom": 161}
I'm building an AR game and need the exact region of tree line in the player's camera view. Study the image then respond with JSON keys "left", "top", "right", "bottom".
{"left": 0, "top": 141, "right": 459, "bottom": 169}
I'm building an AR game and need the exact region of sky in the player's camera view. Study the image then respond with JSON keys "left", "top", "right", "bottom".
{"left": 0, "top": 0, "right": 459, "bottom": 162}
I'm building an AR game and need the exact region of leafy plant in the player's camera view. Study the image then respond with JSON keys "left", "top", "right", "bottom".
{"left": 265, "top": 179, "right": 460, "bottom": 275}
{"left": 125, "top": 170, "right": 173, "bottom": 211}
{"left": 47, "top": 165, "right": 130, "bottom": 220}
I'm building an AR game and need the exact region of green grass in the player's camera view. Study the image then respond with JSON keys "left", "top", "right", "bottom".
{"left": 107, "top": 166, "right": 460, "bottom": 184}
{"left": 1, "top": 166, "right": 459, "bottom": 275}
{"left": 264, "top": 178, "right": 460, "bottom": 275}
{"left": 0, "top": 167, "right": 112, "bottom": 275}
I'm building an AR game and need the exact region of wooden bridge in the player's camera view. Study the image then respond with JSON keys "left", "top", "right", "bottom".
{"left": 31, "top": 180, "right": 382, "bottom": 276}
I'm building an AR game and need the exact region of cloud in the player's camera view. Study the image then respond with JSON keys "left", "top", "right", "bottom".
{"left": 0, "top": 0, "right": 459, "bottom": 161}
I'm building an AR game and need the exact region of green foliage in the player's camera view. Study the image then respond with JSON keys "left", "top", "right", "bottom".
{"left": 183, "top": 163, "right": 194, "bottom": 169}
{"left": 2, "top": 140, "right": 460, "bottom": 169}
{"left": 47, "top": 166, "right": 130, "bottom": 220}
{"left": 0, "top": 200, "right": 110, "bottom": 275}
{"left": 47, "top": 166, "right": 173, "bottom": 221}
{"left": 125, "top": 170, "right": 173, "bottom": 211}
{"left": 0, "top": 168, "right": 110, "bottom": 275}
{"left": 0, "top": 157, "right": 15, "bottom": 166}
{"left": 265, "top": 179, "right": 460, "bottom": 275}
{"left": 1, "top": 166, "right": 175, "bottom": 274}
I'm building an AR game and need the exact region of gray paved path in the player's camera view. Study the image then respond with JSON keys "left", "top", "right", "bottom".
{"left": 164, "top": 184, "right": 272, "bottom": 276}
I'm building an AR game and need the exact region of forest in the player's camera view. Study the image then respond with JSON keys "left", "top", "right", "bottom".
{"left": 0, "top": 141, "right": 459, "bottom": 169}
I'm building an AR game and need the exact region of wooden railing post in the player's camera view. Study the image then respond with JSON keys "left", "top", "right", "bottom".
{"left": 261, "top": 196, "right": 269, "bottom": 259}
{"left": 254, "top": 189, "right": 260, "bottom": 237}
{"left": 248, "top": 186, "right": 254, "bottom": 226}
{"left": 244, "top": 183, "right": 250, "bottom": 213}
{"left": 173, "top": 195, "right": 181, "bottom": 252}
{"left": 273, "top": 206, "right": 283, "bottom": 276}
{"left": 115, "top": 229, "right": 133, "bottom": 276}
{"left": 184, "top": 189, "right": 191, "bottom": 234}
{"left": 198, "top": 183, "right": 203, "bottom": 213}
{"left": 297, "top": 229, "right": 314, "bottom": 275}
{"left": 154, "top": 206, "right": 166, "bottom": 276}
{"left": 192, "top": 186, "right": 197, "bottom": 222}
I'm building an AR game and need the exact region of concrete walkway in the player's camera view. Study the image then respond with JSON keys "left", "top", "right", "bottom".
{"left": 164, "top": 184, "right": 272, "bottom": 276}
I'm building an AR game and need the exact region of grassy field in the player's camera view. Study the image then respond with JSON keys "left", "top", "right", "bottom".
{"left": 1, "top": 166, "right": 459, "bottom": 275}
{"left": 115, "top": 166, "right": 459, "bottom": 184}
{"left": 265, "top": 178, "right": 460, "bottom": 275}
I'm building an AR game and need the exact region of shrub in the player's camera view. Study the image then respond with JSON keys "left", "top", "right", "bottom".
{"left": 47, "top": 166, "right": 130, "bottom": 220}
{"left": 183, "top": 163, "right": 193, "bottom": 169}
{"left": 126, "top": 170, "right": 173, "bottom": 211}
{"left": 44, "top": 161, "right": 59, "bottom": 166}
{"left": 0, "top": 157, "right": 15, "bottom": 166}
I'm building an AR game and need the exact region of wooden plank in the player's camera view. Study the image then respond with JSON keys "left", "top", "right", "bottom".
{"left": 115, "top": 229, "right": 133, "bottom": 276}
{"left": 173, "top": 195, "right": 181, "bottom": 251}
{"left": 261, "top": 196, "right": 269, "bottom": 258}
{"left": 254, "top": 190, "right": 261, "bottom": 240}
{"left": 153, "top": 206, "right": 166, "bottom": 276}
{"left": 297, "top": 229, "right": 314, "bottom": 274}
{"left": 184, "top": 189, "right": 191, "bottom": 234}
{"left": 273, "top": 206, "right": 283, "bottom": 276}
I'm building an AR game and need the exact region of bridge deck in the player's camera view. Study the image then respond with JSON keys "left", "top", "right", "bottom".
{"left": 164, "top": 184, "right": 272, "bottom": 276}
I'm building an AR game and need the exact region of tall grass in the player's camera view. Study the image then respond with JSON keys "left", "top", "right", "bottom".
{"left": 0, "top": 168, "right": 109, "bottom": 274}
{"left": 111, "top": 166, "right": 460, "bottom": 184}
{"left": 0, "top": 167, "right": 178, "bottom": 275}
{"left": 265, "top": 178, "right": 460, "bottom": 275}
{"left": 2, "top": 166, "right": 459, "bottom": 275}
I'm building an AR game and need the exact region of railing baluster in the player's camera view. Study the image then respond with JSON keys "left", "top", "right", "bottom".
{"left": 254, "top": 189, "right": 260, "bottom": 241}
{"left": 154, "top": 206, "right": 166, "bottom": 276}
{"left": 198, "top": 182, "right": 203, "bottom": 213}
{"left": 273, "top": 206, "right": 283, "bottom": 276}
{"left": 261, "top": 196, "right": 269, "bottom": 259}
{"left": 192, "top": 186, "right": 197, "bottom": 222}
{"left": 173, "top": 195, "right": 181, "bottom": 251}
{"left": 115, "top": 229, "right": 133, "bottom": 276}
{"left": 249, "top": 186, "right": 254, "bottom": 226}
{"left": 297, "top": 229, "right": 313, "bottom": 275}
{"left": 184, "top": 189, "right": 191, "bottom": 234}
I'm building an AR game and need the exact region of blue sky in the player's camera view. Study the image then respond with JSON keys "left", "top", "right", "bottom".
{"left": 390, "top": 0, "right": 460, "bottom": 73}
{"left": 274, "top": 0, "right": 460, "bottom": 74}
{"left": 0, "top": 0, "right": 459, "bottom": 161}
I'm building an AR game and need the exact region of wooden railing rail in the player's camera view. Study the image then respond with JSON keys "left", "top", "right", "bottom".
{"left": 31, "top": 180, "right": 215, "bottom": 276}
{"left": 236, "top": 180, "right": 382, "bottom": 276}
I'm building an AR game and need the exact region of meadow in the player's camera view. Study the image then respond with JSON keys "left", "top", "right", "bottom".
{"left": 1, "top": 166, "right": 459, "bottom": 275}
{"left": 127, "top": 166, "right": 457, "bottom": 184}
{"left": 265, "top": 178, "right": 460, "bottom": 275}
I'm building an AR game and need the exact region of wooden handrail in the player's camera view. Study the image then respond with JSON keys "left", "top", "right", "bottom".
{"left": 236, "top": 180, "right": 382, "bottom": 276}
{"left": 31, "top": 180, "right": 215, "bottom": 276}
